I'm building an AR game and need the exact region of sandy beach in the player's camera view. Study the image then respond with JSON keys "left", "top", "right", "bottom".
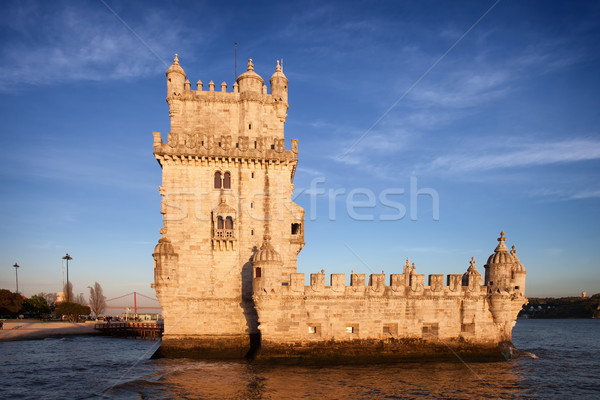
{"left": 0, "top": 320, "right": 99, "bottom": 342}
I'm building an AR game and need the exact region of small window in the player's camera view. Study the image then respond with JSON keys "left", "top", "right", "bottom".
{"left": 214, "top": 171, "right": 222, "bottom": 189}
{"left": 254, "top": 141, "right": 257, "bottom": 148}
{"left": 281, "top": 282, "right": 289, "bottom": 286}
{"left": 217, "top": 216, "right": 224, "bottom": 229}
{"left": 345, "top": 326, "right": 354, "bottom": 334}
{"left": 270, "top": 144, "right": 275, "bottom": 149}
{"left": 383, "top": 323, "right": 397, "bottom": 337}
{"left": 291, "top": 223, "right": 301, "bottom": 235}
{"left": 225, "top": 216, "right": 233, "bottom": 229}
{"left": 251, "top": 172, "right": 255, "bottom": 178}
{"left": 422, "top": 323, "right": 439, "bottom": 337}
{"left": 250, "top": 203, "right": 254, "bottom": 209}
{"left": 223, "top": 172, "right": 231, "bottom": 189}
{"left": 249, "top": 123, "right": 252, "bottom": 130}
{"left": 255, "top": 267, "right": 261, "bottom": 278}
{"left": 461, "top": 323, "right": 475, "bottom": 334}
{"left": 218, "top": 141, "right": 222, "bottom": 147}
{"left": 251, "top": 229, "right": 254, "bottom": 236}
{"left": 308, "top": 326, "right": 317, "bottom": 334}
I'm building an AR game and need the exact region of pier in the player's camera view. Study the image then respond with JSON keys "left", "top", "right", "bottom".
{"left": 94, "top": 322, "right": 163, "bottom": 340}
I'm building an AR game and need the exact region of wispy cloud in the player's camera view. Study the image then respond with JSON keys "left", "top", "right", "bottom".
{"left": 0, "top": 2, "right": 200, "bottom": 91}
{"left": 419, "top": 138, "right": 600, "bottom": 175}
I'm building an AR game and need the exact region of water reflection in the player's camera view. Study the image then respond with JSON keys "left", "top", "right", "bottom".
{"left": 113, "top": 358, "right": 523, "bottom": 399}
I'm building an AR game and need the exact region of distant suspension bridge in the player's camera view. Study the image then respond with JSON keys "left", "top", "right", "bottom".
{"left": 104, "top": 292, "right": 161, "bottom": 314}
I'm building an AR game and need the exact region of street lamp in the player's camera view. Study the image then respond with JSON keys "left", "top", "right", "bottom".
{"left": 13, "top": 263, "right": 19, "bottom": 293}
{"left": 62, "top": 253, "right": 72, "bottom": 302}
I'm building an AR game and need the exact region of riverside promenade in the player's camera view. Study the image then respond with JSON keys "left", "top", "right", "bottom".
{"left": 0, "top": 320, "right": 98, "bottom": 341}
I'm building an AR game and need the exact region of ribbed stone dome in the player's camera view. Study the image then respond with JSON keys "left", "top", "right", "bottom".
{"left": 166, "top": 54, "right": 186, "bottom": 77}
{"left": 270, "top": 60, "right": 287, "bottom": 82}
{"left": 237, "top": 59, "right": 264, "bottom": 85}
{"left": 154, "top": 236, "right": 174, "bottom": 254}
{"left": 253, "top": 235, "right": 282, "bottom": 263}
{"left": 486, "top": 231, "right": 516, "bottom": 265}
{"left": 510, "top": 245, "right": 526, "bottom": 272}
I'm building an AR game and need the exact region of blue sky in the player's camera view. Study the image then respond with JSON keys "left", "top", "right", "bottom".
{"left": 0, "top": 0, "right": 598, "bottom": 302}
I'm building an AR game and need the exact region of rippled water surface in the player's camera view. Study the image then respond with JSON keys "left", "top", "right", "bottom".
{"left": 1, "top": 319, "right": 598, "bottom": 399}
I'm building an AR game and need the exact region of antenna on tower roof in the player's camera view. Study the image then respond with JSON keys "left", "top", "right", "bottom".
{"left": 234, "top": 42, "right": 238, "bottom": 82}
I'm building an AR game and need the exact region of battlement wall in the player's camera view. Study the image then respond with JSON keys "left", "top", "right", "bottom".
{"left": 254, "top": 270, "right": 484, "bottom": 298}
{"left": 153, "top": 131, "right": 298, "bottom": 163}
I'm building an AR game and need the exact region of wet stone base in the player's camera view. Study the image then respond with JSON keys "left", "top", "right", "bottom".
{"left": 151, "top": 334, "right": 253, "bottom": 359}
{"left": 252, "top": 339, "right": 513, "bottom": 365}
{"left": 152, "top": 336, "right": 515, "bottom": 364}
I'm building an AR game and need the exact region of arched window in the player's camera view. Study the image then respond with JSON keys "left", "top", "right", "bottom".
{"left": 214, "top": 171, "right": 222, "bottom": 189}
{"left": 217, "top": 216, "right": 224, "bottom": 229}
{"left": 223, "top": 172, "right": 231, "bottom": 189}
{"left": 225, "top": 216, "right": 233, "bottom": 229}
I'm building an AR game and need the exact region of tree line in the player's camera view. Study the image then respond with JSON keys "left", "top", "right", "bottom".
{"left": 0, "top": 281, "right": 107, "bottom": 321}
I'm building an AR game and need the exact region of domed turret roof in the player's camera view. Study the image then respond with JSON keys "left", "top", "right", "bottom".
{"left": 154, "top": 236, "right": 175, "bottom": 254}
{"left": 486, "top": 231, "right": 516, "bottom": 265}
{"left": 166, "top": 54, "right": 186, "bottom": 77}
{"left": 252, "top": 235, "right": 282, "bottom": 263}
{"left": 510, "top": 245, "right": 526, "bottom": 272}
{"left": 270, "top": 60, "right": 287, "bottom": 82}
{"left": 237, "top": 58, "right": 264, "bottom": 84}
{"left": 464, "top": 257, "right": 480, "bottom": 275}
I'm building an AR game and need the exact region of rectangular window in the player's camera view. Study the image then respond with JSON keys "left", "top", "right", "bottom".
{"left": 291, "top": 223, "right": 301, "bottom": 235}
{"left": 383, "top": 323, "right": 397, "bottom": 337}
{"left": 422, "top": 323, "right": 439, "bottom": 337}
{"left": 461, "top": 323, "right": 475, "bottom": 334}
{"left": 281, "top": 282, "right": 289, "bottom": 286}
{"left": 308, "top": 326, "right": 317, "bottom": 334}
{"left": 345, "top": 326, "right": 354, "bottom": 333}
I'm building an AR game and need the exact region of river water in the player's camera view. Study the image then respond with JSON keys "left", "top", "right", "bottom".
{"left": 0, "top": 319, "right": 598, "bottom": 399}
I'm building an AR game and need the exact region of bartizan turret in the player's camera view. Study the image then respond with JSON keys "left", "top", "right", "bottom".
{"left": 252, "top": 235, "right": 284, "bottom": 295}
{"left": 152, "top": 236, "right": 179, "bottom": 300}
{"left": 484, "top": 231, "right": 528, "bottom": 340}
{"left": 237, "top": 58, "right": 264, "bottom": 94}
{"left": 166, "top": 54, "right": 186, "bottom": 97}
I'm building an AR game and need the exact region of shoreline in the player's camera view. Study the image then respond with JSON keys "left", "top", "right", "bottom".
{"left": 0, "top": 320, "right": 100, "bottom": 342}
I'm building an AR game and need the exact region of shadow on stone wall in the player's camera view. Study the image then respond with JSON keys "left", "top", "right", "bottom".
{"left": 241, "top": 248, "right": 261, "bottom": 359}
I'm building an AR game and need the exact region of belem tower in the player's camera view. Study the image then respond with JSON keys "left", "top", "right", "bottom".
{"left": 151, "top": 55, "right": 528, "bottom": 362}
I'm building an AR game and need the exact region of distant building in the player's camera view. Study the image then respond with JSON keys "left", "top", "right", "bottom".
{"left": 151, "top": 55, "right": 527, "bottom": 361}
{"left": 582, "top": 291, "right": 587, "bottom": 298}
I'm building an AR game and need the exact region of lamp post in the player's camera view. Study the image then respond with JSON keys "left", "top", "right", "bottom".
{"left": 13, "top": 263, "right": 19, "bottom": 293}
{"left": 62, "top": 253, "right": 72, "bottom": 302}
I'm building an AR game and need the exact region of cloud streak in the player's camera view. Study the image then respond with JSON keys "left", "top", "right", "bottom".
{"left": 420, "top": 138, "right": 600, "bottom": 175}
{"left": 0, "top": 2, "right": 200, "bottom": 92}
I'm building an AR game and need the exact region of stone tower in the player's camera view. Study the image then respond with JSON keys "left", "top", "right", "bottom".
{"left": 152, "top": 55, "right": 305, "bottom": 358}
